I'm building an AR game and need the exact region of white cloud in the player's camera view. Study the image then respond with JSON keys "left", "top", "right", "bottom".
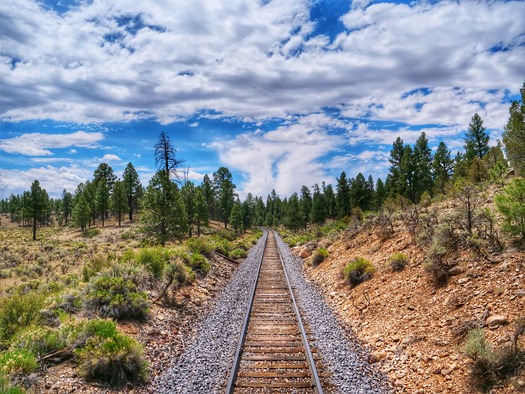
{"left": 101, "top": 153, "right": 121, "bottom": 162}
{"left": 0, "top": 131, "right": 104, "bottom": 156}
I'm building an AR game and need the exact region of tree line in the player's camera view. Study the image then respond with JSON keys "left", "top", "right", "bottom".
{"left": 1, "top": 81, "right": 524, "bottom": 242}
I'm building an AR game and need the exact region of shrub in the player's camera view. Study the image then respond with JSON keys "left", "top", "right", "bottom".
{"left": 188, "top": 253, "right": 211, "bottom": 273}
{"left": 185, "top": 237, "right": 213, "bottom": 256}
{"left": 229, "top": 248, "right": 247, "bottom": 260}
{"left": 343, "top": 257, "right": 375, "bottom": 287}
{"left": 388, "top": 252, "right": 408, "bottom": 272}
{"left": 311, "top": 248, "right": 329, "bottom": 267}
{"left": 495, "top": 178, "right": 525, "bottom": 241}
{"left": 136, "top": 248, "right": 166, "bottom": 278}
{"left": 75, "top": 320, "right": 147, "bottom": 387}
{"left": 0, "top": 293, "right": 45, "bottom": 345}
{"left": 0, "top": 373, "right": 24, "bottom": 393}
{"left": 83, "top": 228, "right": 100, "bottom": 238}
{"left": 213, "top": 229, "right": 236, "bottom": 242}
{"left": 9, "top": 327, "right": 65, "bottom": 358}
{"left": 212, "top": 239, "right": 230, "bottom": 255}
{"left": 0, "top": 349, "right": 38, "bottom": 376}
{"left": 165, "top": 261, "right": 194, "bottom": 286}
{"left": 85, "top": 266, "right": 149, "bottom": 320}
{"left": 424, "top": 242, "right": 449, "bottom": 287}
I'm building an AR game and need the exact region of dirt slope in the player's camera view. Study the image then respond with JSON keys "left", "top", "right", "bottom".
{"left": 294, "top": 212, "right": 525, "bottom": 393}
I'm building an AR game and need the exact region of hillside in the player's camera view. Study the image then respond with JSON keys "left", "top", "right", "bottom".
{"left": 290, "top": 186, "right": 525, "bottom": 393}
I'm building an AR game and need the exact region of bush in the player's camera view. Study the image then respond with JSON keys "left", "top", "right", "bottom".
{"left": 85, "top": 266, "right": 149, "bottom": 320}
{"left": 311, "top": 247, "right": 329, "bottom": 267}
{"left": 229, "top": 248, "right": 247, "bottom": 260}
{"left": 424, "top": 242, "right": 449, "bottom": 287}
{"left": 188, "top": 253, "right": 211, "bottom": 273}
{"left": 213, "top": 229, "right": 236, "bottom": 242}
{"left": 165, "top": 261, "right": 194, "bottom": 286}
{"left": 0, "top": 349, "right": 38, "bottom": 376}
{"left": 185, "top": 237, "right": 213, "bottom": 256}
{"left": 136, "top": 248, "right": 166, "bottom": 278}
{"left": 343, "top": 257, "right": 375, "bottom": 287}
{"left": 0, "top": 374, "right": 24, "bottom": 393}
{"left": 74, "top": 322, "right": 148, "bottom": 387}
{"left": 82, "top": 228, "right": 100, "bottom": 238}
{"left": 495, "top": 178, "right": 525, "bottom": 241}
{"left": 388, "top": 252, "right": 408, "bottom": 272}
{"left": 9, "top": 326, "right": 65, "bottom": 358}
{"left": 0, "top": 293, "right": 45, "bottom": 345}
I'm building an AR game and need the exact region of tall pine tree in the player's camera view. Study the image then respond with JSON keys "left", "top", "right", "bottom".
{"left": 502, "top": 81, "right": 525, "bottom": 176}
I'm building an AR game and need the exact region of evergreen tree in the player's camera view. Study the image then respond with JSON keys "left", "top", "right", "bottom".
{"left": 495, "top": 177, "right": 525, "bottom": 241}
{"left": 229, "top": 200, "right": 243, "bottom": 233}
{"left": 400, "top": 145, "right": 416, "bottom": 202}
{"left": 142, "top": 171, "right": 188, "bottom": 245}
{"left": 465, "top": 113, "right": 489, "bottom": 163}
{"left": 350, "top": 173, "right": 371, "bottom": 211}
{"left": 336, "top": 171, "right": 351, "bottom": 218}
{"left": 213, "top": 167, "right": 236, "bottom": 229}
{"left": 122, "top": 162, "right": 141, "bottom": 221}
{"left": 502, "top": 81, "right": 525, "bottom": 176}
{"left": 73, "top": 194, "right": 91, "bottom": 231}
{"left": 310, "top": 184, "right": 326, "bottom": 226}
{"left": 84, "top": 180, "right": 97, "bottom": 226}
{"left": 242, "top": 193, "right": 254, "bottom": 232}
{"left": 388, "top": 137, "right": 405, "bottom": 196}
{"left": 62, "top": 189, "right": 73, "bottom": 224}
{"left": 28, "top": 180, "right": 49, "bottom": 241}
{"left": 111, "top": 179, "right": 127, "bottom": 226}
{"left": 299, "top": 185, "right": 312, "bottom": 230}
{"left": 432, "top": 141, "right": 454, "bottom": 195}
{"left": 254, "top": 197, "right": 265, "bottom": 226}
{"left": 96, "top": 178, "right": 110, "bottom": 226}
{"left": 181, "top": 181, "right": 196, "bottom": 236}
{"left": 201, "top": 174, "right": 215, "bottom": 221}
{"left": 284, "top": 192, "right": 302, "bottom": 232}
{"left": 452, "top": 152, "right": 469, "bottom": 181}
{"left": 468, "top": 157, "right": 489, "bottom": 184}
{"left": 374, "top": 178, "right": 387, "bottom": 210}
{"left": 323, "top": 183, "right": 337, "bottom": 219}
{"left": 194, "top": 188, "right": 208, "bottom": 237}
{"left": 413, "top": 132, "right": 433, "bottom": 201}
{"left": 94, "top": 163, "right": 117, "bottom": 193}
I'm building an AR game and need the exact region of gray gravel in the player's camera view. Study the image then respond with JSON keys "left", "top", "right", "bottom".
{"left": 274, "top": 232, "right": 393, "bottom": 394}
{"left": 151, "top": 230, "right": 268, "bottom": 394}
{"left": 152, "top": 229, "right": 392, "bottom": 393}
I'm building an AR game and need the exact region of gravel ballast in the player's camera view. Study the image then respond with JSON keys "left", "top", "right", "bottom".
{"left": 152, "top": 230, "right": 392, "bottom": 393}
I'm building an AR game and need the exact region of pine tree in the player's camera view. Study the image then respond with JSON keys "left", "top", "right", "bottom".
{"left": 62, "top": 189, "right": 73, "bottom": 224}
{"left": 465, "top": 113, "right": 489, "bottom": 163}
{"left": 155, "top": 131, "right": 184, "bottom": 181}
{"left": 194, "top": 188, "right": 208, "bottom": 237}
{"left": 96, "top": 178, "right": 110, "bottom": 226}
{"left": 310, "top": 184, "right": 326, "bottom": 226}
{"left": 413, "top": 132, "right": 433, "bottom": 201}
{"left": 502, "top": 81, "right": 525, "bottom": 176}
{"left": 432, "top": 141, "right": 454, "bottom": 195}
{"left": 111, "top": 179, "right": 127, "bottom": 226}
{"left": 400, "top": 145, "right": 416, "bottom": 202}
{"left": 73, "top": 194, "right": 91, "bottom": 231}
{"left": 213, "top": 167, "right": 236, "bottom": 229}
{"left": 181, "top": 181, "right": 196, "bottom": 236}
{"left": 122, "top": 162, "right": 141, "bottom": 221}
{"left": 284, "top": 193, "right": 302, "bottom": 232}
{"left": 374, "top": 178, "right": 387, "bottom": 210}
{"left": 495, "top": 178, "right": 525, "bottom": 241}
{"left": 299, "top": 185, "right": 312, "bottom": 230}
{"left": 28, "top": 180, "right": 49, "bottom": 241}
{"left": 336, "top": 171, "right": 351, "bottom": 218}
{"left": 229, "top": 200, "right": 243, "bottom": 233}
{"left": 323, "top": 183, "right": 336, "bottom": 219}
{"left": 388, "top": 137, "right": 405, "bottom": 197}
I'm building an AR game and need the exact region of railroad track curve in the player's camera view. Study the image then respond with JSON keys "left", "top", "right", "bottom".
{"left": 225, "top": 229, "right": 324, "bottom": 393}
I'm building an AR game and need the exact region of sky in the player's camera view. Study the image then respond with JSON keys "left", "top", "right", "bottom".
{"left": 0, "top": 0, "right": 524, "bottom": 200}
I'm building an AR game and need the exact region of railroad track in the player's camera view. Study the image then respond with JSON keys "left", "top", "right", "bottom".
{"left": 225, "top": 230, "right": 324, "bottom": 393}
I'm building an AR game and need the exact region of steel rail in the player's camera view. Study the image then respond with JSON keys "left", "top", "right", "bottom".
{"left": 277, "top": 230, "right": 324, "bottom": 394}
{"left": 225, "top": 230, "right": 268, "bottom": 394}
{"left": 225, "top": 229, "right": 323, "bottom": 393}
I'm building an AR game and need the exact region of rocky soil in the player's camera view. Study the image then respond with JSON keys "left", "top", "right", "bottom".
{"left": 294, "top": 219, "right": 525, "bottom": 393}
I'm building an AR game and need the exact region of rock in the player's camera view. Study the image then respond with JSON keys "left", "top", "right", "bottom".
{"left": 458, "top": 278, "right": 469, "bottom": 285}
{"left": 486, "top": 315, "right": 508, "bottom": 328}
{"left": 45, "top": 381, "right": 53, "bottom": 389}
{"left": 515, "top": 289, "right": 525, "bottom": 298}
{"left": 448, "top": 266, "right": 464, "bottom": 276}
{"left": 441, "top": 363, "right": 457, "bottom": 376}
{"left": 370, "top": 350, "right": 387, "bottom": 362}
{"left": 299, "top": 248, "right": 311, "bottom": 259}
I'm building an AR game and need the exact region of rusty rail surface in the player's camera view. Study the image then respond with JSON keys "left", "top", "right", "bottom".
{"left": 225, "top": 230, "right": 323, "bottom": 393}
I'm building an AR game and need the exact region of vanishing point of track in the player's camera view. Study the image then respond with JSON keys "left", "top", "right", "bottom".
{"left": 225, "top": 230, "right": 324, "bottom": 393}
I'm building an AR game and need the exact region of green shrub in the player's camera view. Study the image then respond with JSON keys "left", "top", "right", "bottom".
{"left": 388, "top": 252, "right": 408, "bottom": 272}
{"left": 311, "top": 247, "right": 329, "bottom": 267}
{"left": 85, "top": 267, "right": 149, "bottom": 320}
{"left": 0, "top": 349, "right": 38, "bottom": 376}
{"left": 136, "top": 248, "right": 166, "bottom": 278}
{"left": 229, "top": 248, "right": 247, "bottom": 260}
{"left": 213, "top": 229, "right": 236, "bottom": 242}
{"left": 495, "top": 178, "right": 525, "bottom": 241}
{"left": 9, "top": 327, "right": 65, "bottom": 358}
{"left": 83, "top": 228, "right": 100, "bottom": 238}
{"left": 185, "top": 237, "right": 213, "bottom": 256}
{"left": 75, "top": 333, "right": 148, "bottom": 387}
{"left": 188, "top": 253, "right": 211, "bottom": 273}
{"left": 0, "top": 292, "right": 45, "bottom": 345}
{"left": 165, "top": 261, "right": 194, "bottom": 286}
{"left": 343, "top": 257, "right": 375, "bottom": 287}
{"left": 424, "top": 242, "right": 449, "bottom": 287}
{"left": 212, "top": 239, "right": 230, "bottom": 255}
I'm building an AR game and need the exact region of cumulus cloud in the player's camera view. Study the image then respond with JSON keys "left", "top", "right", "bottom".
{"left": 0, "top": 131, "right": 104, "bottom": 156}
{"left": 101, "top": 153, "right": 121, "bottom": 162}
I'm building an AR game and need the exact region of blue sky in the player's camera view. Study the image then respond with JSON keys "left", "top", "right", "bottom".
{"left": 1, "top": 0, "right": 524, "bottom": 199}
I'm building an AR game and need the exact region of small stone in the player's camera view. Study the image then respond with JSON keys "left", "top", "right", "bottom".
{"left": 448, "top": 266, "right": 463, "bottom": 276}
{"left": 486, "top": 314, "right": 508, "bottom": 328}
{"left": 45, "top": 381, "right": 53, "bottom": 389}
{"left": 458, "top": 278, "right": 469, "bottom": 284}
